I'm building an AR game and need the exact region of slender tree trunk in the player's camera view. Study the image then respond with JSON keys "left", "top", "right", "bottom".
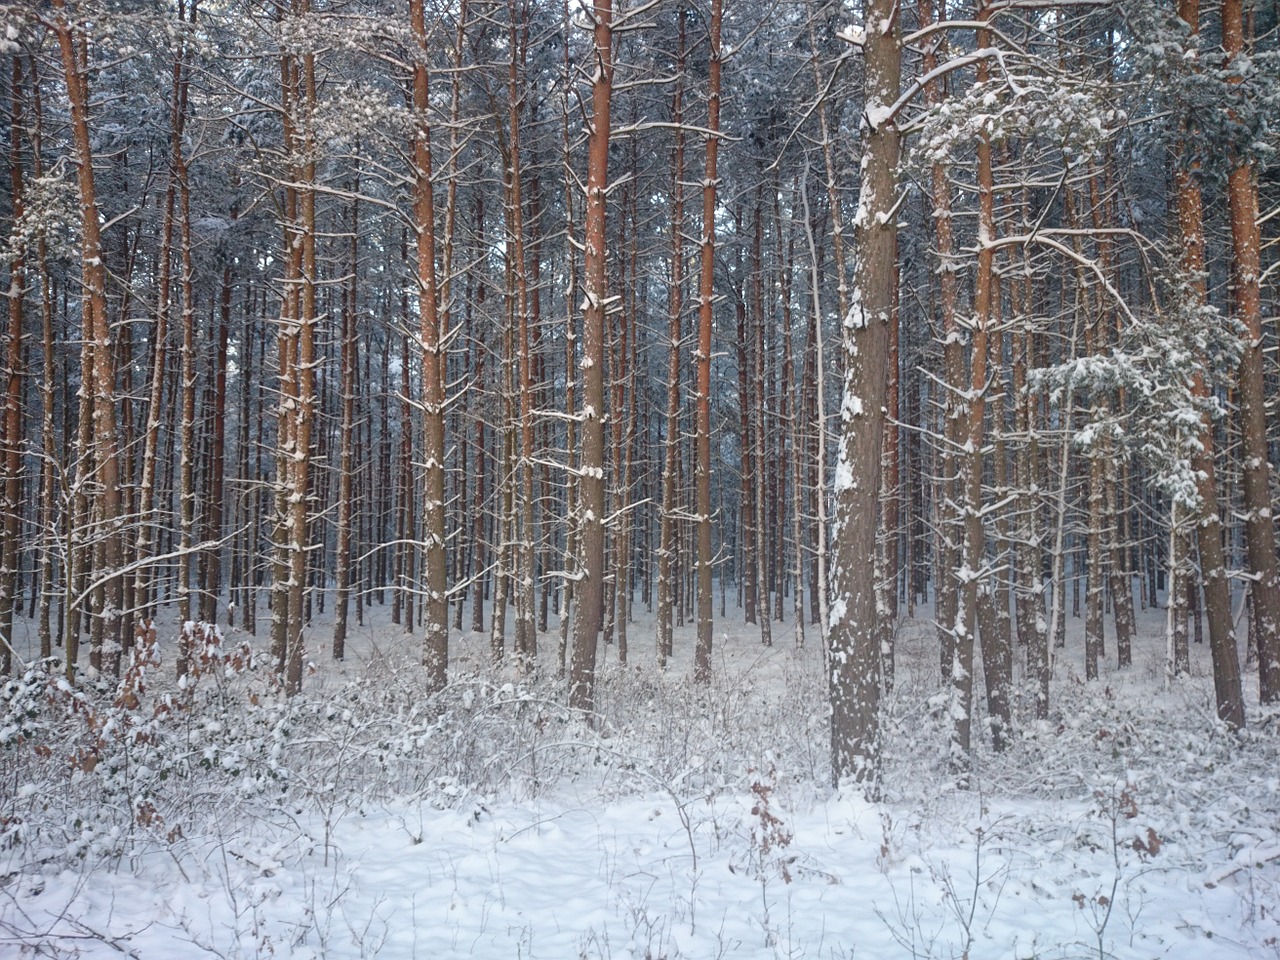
{"left": 556, "top": 1, "right": 578, "bottom": 677}
{"left": 333, "top": 189, "right": 359, "bottom": 661}
{"left": 400, "top": 335, "right": 415, "bottom": 635}
{"left": 800, "top": 177, "right": 831, "bottom": 659}
{"left": 1168, "top": 511, "right": 1191, "bottom": 678}
{"left": 1084, "top": 429, "right": 1105, "bottom": 681}
{"left": 471, "top": 199, "right": 488, "bottom": 637}
{"left": 876, "top": 250, "right": 900, "bottom": 686}
{"left": 780, "top": 181, "right": 805, "bottom": 648}
{"left": 613, "top": 144, "right": 640, "bottom": 664}
{"left": 948, "top": 4, "right": 1011, "bottom": 768}
{"left": 285, "top": 22, "right": 319, "bottom": 696}
{"left": 411, "top": 0, "right": 450, "bottom": 688}
{"left": 1012, "top": 274, "right": 1048, "bottom": 716}
{"left": 442, "top": 2, "right": 467, "bottom": 635}
{"left": 270, "top": 19, "right": 302, "bottom": 679}
{"left": 692, "top": 0, "right": 720, "bottom": 684}
{"left": 129, "top": 11, "right": 184, "bottom": 637}
{"left": 656, "top": 10, "right": 686, "bottom": 668}
{"left": 568, "top": 0, "right": 612, "bottom": 712}
{"left": 750, "top": 197, "right": 772, "bottom": 647}
{"left": 0, "top": 59, "right": 26, "bottom": 675}
{"left": 200, "top": 263, "right": 231, "bottom": 625}
{"left": 32, "top": 64, "right": 56, "bottom": 661}
{"left": 919, "top": 0, "right": 963, "bottom": 685}
{"left": 177, "top": 119, "right": 197, "bottom": 652}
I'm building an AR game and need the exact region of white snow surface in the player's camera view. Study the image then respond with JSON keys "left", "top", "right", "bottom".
{"left": 2, "top": 601, "right": 1278, "bottom": 959}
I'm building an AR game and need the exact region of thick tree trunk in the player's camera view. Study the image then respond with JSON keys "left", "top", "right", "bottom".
{"left": 1175, "top": 0, "right": 1244, "bottom": 726}
{"left": 1223, "top": 0, "right": 1280, "bottom": 702}
{"left": 828, "top": 0, "right": 899, "bottom": 791}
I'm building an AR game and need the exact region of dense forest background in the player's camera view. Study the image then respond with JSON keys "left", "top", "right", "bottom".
{"left": 2, "top": 0, "right": 1280, "bottom": 794}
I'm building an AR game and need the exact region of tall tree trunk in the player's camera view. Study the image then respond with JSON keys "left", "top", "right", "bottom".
{"left": 918, "top": 0, "right": 964, "bottom": 685}
{"left": 692, "top": 0, "right": 720, "bottom": 684}
{"left": 128, "top": 11, "right": 183, "bottom": 636}
{"left": 828, "top": 0, "right": 899, "bottom": 792}
{"left": 500, "top": 1, "right": 538, "bottom": 668}
{"left": 612, "top": 140, "right": 640, "bottom": 664}
{"left": 411, "top": 0, "right": 450, "bottom": 689}
{"left": 442, "top": 1, "right": 468, "bottom": 635}
{"left": 177, "top": 113, "right": 197, "bottom": 654}
{"left": 656, "top": 9, "right": 686, "bottom": 668}
{"left": 285, "top": 19, "right": 318, "bottom": 696}
{"left": 32, "top": 63, "right": 57, "bottom": 661}
{"left": 751, "top": 196, "right": 772, "bottom": 647}
{"left": 1176, "top": 0, "right": 1244, "bottom": 727}
{"left": 270, "top": 16, "right": 303, "bottom": 680}
{"left": 332, "top": 188, "right": 359, "bottom": 660}
{"left": 1223, "top": 0, "right": 1280, "bottom": 702}
{"left": 876, "top": 249, "right": 900, "bottom": 686}
{"left": 1012, "top": 270, "right": 1048, "bottom": 716}
{"left": 0, "top": 59, "right": 26, "bottom": 676}
{"left": 200, "top": 263, "right": 231, "bottom": 625}
{"left": 779, "top": 180, "right": 805, "bottom": 648}
{"left": 568, "top": 0, "right": 613, "bottom": 713}
{"left": 556, "top": 0, "right": 578, "bottom": 676}
{"left": 800, "top": 176, "right": 831, "bottom": 662}
{"left": 52, "top": 0, "right": 126, "bottom": 682}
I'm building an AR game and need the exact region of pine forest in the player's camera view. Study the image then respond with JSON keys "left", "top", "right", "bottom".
{"left": 1, "top": 1, "right": 1280, "bottom": 957}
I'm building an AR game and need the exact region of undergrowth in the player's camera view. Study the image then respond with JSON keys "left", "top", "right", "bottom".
{"left": 1, "top": 618, "right": 1277, "bottom": 959}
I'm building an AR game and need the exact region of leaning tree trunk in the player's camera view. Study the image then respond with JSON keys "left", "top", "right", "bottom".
{"left": 53, "top": 0, "right": 126, "bottom": 683}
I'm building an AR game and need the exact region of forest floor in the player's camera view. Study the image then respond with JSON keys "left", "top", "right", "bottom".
{"left": 2, "top": 594, "right": 1279, "bottom": 959}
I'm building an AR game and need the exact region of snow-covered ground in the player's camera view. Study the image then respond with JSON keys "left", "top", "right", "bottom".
{"left": 2, "top": 597, "right": 1278, "bottom": 959}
